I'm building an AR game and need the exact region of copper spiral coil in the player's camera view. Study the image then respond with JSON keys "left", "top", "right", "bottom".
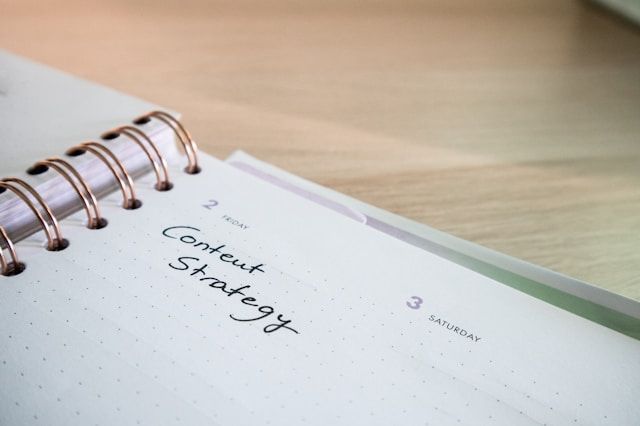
{"left": 133, "top": 110, "right": 200, "bottom": 174}
{"left": 102, "top": 126, "right": 172, "bottom": 191}
{"left": 34, "top": 157, "right": 106, "bottom": 229}
{"left": 0, "top": 112, "right": 199, "bottom": 275}
{"left": 0, "top": 225, "right": 23, "bottom": 276}
{"left": 66, "top": 142, "right": 141, "bottom": 210}
{"left": 0, "top": 178, "right": 67, "bottom": 251}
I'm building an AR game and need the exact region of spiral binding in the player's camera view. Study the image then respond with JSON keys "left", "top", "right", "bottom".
{"left": 0, "top": 111, "right": 198, "bottom": 277}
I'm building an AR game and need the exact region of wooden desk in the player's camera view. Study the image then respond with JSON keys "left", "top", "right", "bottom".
{"left": 1, "top": 0, "right": 639, "bottom": 300}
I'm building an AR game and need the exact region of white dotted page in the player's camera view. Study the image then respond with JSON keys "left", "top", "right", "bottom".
{"left": 1, "top": 153, "right": 638, "bottom": 426}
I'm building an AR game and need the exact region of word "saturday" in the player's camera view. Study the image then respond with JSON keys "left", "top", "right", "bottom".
{"left": 428, "top": 315, "right": 481, "bottom": 343}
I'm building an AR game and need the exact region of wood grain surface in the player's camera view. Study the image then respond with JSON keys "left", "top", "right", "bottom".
{"left": 1, "top": 0, "right": 639, "bottom": 300}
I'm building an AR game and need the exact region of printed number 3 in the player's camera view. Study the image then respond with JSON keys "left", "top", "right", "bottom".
{"left": 203, "top": 199, "right": 219, "bottom": 209}
{"left": 406, "top": 296, "right": 423, "bottom": 310}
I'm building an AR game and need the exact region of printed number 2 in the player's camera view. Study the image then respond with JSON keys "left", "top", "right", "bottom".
{"left": 406, "top": 296, "right": 424, "bottom": 310}
{"left": 202, "top": 199, "right": 219, "bottom": 209}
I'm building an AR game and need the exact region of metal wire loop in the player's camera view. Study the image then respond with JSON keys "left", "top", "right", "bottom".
{"left": 34, "top": 157, "right": 106, "bottom": 229}
{"left": 0, "top": 225, "right": 24, "bottom": 276}
{"left": 102, "top": 126, "right": 172, "bottom": 191}
{"left": 133, "top": 110, "right": 200, "bottom": 174}
{"left": 66, "top": 142, "right": 141, "bottom": 210}
{"left": 0, "top": 178, "right": 67, "bottom": 251}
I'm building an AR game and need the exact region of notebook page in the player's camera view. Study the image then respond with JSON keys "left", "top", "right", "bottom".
{"left": 1, "top": 153, "right": 638, "bottom": 426}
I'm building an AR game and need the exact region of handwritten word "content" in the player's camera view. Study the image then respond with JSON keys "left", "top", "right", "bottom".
{"left": 169, "top": 256, "right": 298, "bottom": 335}
{"left": 162, "top": 226, "right": 265, "bottom": 274}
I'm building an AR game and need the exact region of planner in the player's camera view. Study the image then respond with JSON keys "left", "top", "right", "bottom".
{"left": 1, "top": 50, "right": 639, "bottom": 426}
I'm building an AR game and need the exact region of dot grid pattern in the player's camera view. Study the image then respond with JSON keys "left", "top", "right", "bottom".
{"left": 1, "top": 158, "right": 638, "bottom": 425}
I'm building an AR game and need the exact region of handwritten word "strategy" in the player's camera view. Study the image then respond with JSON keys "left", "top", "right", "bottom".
{"left": 169, "top": 256, "right": 298, "bottom": 335}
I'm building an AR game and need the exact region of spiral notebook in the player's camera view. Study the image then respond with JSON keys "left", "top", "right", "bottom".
{"left": 1, "top": 50, "right": 639, "bottom": 426}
